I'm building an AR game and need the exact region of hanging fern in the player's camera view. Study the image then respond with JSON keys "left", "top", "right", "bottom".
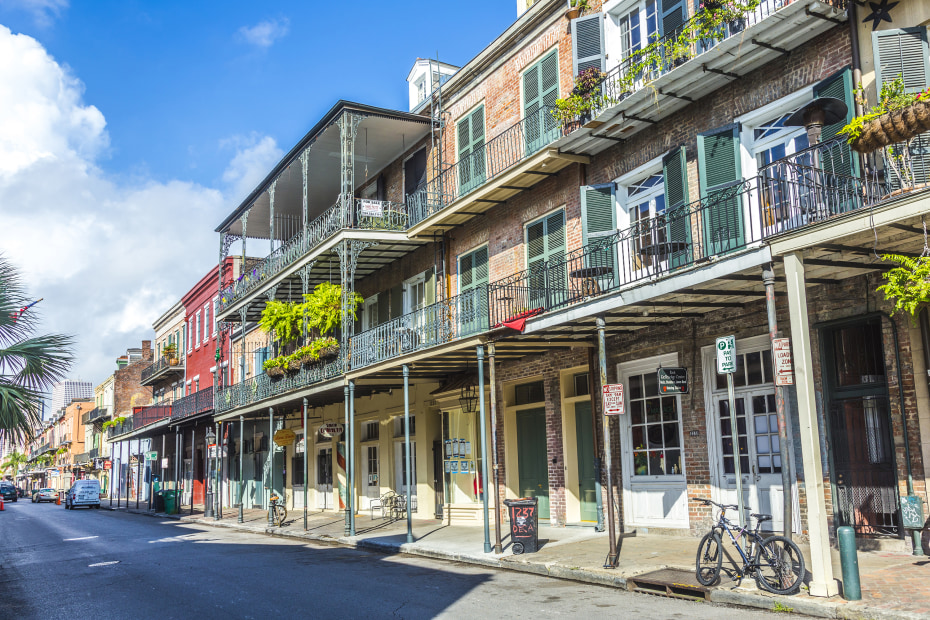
{"left": 258, "top": 283, "right": 363, "bottom": 344}
{"left": 876, "top": 254, "right": 930, "bottom": 319}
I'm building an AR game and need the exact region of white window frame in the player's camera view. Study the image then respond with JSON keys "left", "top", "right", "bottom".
{"left": 187, "top": 320, "right": 193, "bottom": 354}
{"left": 362, "top": 296, "right": 379, "bottom": 331}
{"left": 403, "top": 272, "right": 427, "bottom": 315}
{"left": 203, "top": 303, "right": 210, "bottom": 345}
{"left": 737, "top": 86, "right": 812, "bottom": 180}
{"left": 603, "top": 0, "right": 660, "bottom": 79}
{"left": 194, "top": 311, "right": 201, "bottom": 350}
{"left": 212, "top": 296, "right": 219, "bottom": 337}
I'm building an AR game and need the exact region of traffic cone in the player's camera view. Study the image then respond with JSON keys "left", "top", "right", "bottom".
{"left": 56, "top": 494, "right": 61, "bottom": 505}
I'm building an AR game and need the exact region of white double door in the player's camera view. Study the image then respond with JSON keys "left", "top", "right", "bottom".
{"left": 360, "top": 444, "right": 379, "bottom": 510}
{"left": 710, "top": 388, "right": 798, "bottom": 533}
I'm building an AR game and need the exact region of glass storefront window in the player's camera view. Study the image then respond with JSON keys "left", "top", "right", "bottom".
{"left": 442, "top": 410, "right": 482, "bottom": 503}
{"left": 629, "top": 371, "right": 682, "bottom": 476}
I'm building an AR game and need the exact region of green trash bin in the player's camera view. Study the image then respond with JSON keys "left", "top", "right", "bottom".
{"left": 163, "top": 490, "right": 177, "bottom": 515}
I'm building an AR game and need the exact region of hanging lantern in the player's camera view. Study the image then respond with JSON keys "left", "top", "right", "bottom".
{"left": 459, "top": 382, "right": 478, "bottom": 413}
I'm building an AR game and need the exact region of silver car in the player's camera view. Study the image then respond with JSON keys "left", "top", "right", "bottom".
{"left": 33, "top": 488, "right": 58, "bottom": 503}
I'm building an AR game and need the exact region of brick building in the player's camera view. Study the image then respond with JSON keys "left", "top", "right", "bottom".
{"left": 206, "top": 0, "right": 930, "bottom": 599}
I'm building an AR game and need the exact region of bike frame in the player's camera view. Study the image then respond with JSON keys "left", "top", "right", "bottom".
{"left": 715, "top": 512, "right": 764, "bottom": 574}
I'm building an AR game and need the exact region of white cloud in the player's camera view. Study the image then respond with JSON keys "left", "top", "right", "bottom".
{"left": 221, "top": 133, "right": 282, "bottom": 205}
{"left": 0, "top": 25, "right": 274, "bottom": 388}
{"left": 237, "top": 18, "right": 289, "bottom": 49}
{"left": 0, "top": 0, "right": 69, "bottom": 26}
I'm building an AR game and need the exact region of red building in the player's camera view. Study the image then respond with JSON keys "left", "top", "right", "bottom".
{"left": 182, "top": 260, "right": 230, "bottom": 395}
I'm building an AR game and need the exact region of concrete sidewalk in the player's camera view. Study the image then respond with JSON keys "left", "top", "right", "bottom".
{"left": 110, "top": 504, "right": 929, "bottom": 619}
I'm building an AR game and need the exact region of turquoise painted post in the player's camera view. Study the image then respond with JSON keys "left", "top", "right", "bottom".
{"left": 403, "top": 364, "right": 413, "bottom": 544}
{"left": 477, "top": 345, "right": 491, "bottom": 553}
{"left": 838, "top": 526, "right": 861, "bottom": 601}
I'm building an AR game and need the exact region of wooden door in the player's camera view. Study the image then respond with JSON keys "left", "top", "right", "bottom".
{"left": 517, "top": 408, "right": 550, "bottom": 519}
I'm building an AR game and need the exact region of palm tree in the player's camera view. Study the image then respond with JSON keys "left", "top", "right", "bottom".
{"left": 0, "top": 254, "right": 73, "bottom": 443}
{"left": 1, "top": 450, "right": 27, "bottom": 476}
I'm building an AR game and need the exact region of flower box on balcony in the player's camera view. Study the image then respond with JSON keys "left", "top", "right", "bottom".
{"left": 850, "top": 100, "right": 930, "bottom": 153}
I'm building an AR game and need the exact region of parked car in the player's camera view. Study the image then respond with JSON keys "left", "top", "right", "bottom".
{"left": 33, "top": 488, "right": 58, "bottom": 503}
{"left": 0, "top": 483, "right": 17, "bottom": 502}
{"left": 64, "top": 480, "right": 100, "bottom": 510}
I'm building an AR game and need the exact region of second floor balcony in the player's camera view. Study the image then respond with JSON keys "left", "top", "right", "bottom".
{"left": 141, "top": 354, "right": 184, "bottom": 386}
{"left": 171, "top": 386, "right": 214, "bottom": 422}
{"left": 81, "top": 406, "right": 109, "bottom": 425}
{"left": 215, "top": 353, "right": 343, "bottom": 415}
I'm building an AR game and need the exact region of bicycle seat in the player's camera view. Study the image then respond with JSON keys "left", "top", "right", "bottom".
{"left": 751, "top": 512, "right": 772, "bottom": 521}
{"left": 270, "top": 495, "right": 279, "bottom": 501}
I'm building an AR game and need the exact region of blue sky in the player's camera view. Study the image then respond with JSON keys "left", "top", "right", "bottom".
{"left": 1, "top": 0, "right": 515, "bottom": 195}
{"left": 0, "top": 0, "right": 517, "bottom": 393}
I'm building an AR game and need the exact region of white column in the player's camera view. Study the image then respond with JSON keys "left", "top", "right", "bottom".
{"left": 783, "top": 252, "right": 837, "bottom": 597}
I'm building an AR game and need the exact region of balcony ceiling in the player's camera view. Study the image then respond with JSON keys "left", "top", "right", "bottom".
{"left": 223, "top": 110, "right": 431, "bottom": 240}
{"left": 556, "top": 0, "right": 844, "bottom": 157}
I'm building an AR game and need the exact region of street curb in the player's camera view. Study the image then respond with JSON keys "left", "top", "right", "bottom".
{"left": 105, "top": 507, "right": 913, "bottom": 619}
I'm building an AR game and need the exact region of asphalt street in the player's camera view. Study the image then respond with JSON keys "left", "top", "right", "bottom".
{"left": 0, "top": 500, "right": 812, "bottom": 619}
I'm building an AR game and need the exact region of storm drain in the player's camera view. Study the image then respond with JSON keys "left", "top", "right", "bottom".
{"left": 627, "top": 568, "right": 710, "bottom": 601}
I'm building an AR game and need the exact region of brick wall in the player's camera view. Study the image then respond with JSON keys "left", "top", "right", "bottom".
{"left": 114, "top": 340, "right": 154, "bottom": 417}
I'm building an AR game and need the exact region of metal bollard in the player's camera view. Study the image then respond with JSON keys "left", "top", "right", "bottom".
{"left": 838, "top": 526, "right": 861, "bottom": 601}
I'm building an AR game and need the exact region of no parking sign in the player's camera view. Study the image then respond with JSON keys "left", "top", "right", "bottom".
{"left": 602, "top": 384, "right": 624, "bottom": 416}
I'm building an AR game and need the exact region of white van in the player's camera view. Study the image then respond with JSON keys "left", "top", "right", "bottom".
{"left": 65, "top": 479, "right": 101, "bottom": 509}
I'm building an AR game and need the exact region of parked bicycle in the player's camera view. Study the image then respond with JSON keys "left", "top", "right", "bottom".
{"left": 695, "top": 498, "right": 806, "bottom": 595}
{"left": 269, "top": 494, "right": 287, "bottom": 527}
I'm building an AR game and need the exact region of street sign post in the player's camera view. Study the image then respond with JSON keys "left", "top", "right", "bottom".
{"left": 716, "top": 335, "right": 745, "bottom": 528}
{"left": 144, "top": 451, "right": 157, "bottom": 461}
{"left": 602, "top": 384, "right": 624, "bottom": 416}
{"left": 773, "top": 338, "right": 794, "bottom": 386}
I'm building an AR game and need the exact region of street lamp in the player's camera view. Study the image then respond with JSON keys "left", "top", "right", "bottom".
{"left": 204, "top": 427, "right": 216, "bottom": 518}
{"left": 459, "top": 382, "right": 478, "bottom": 413}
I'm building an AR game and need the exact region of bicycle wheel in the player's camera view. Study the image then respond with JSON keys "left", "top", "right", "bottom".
{"left": 273, "top": 504, "right": 287, "bottom": 527}
{"left": 754, "top": 535, "right": 805, "bottom": 595}
{"left": 695, "top": 531, "right": 723, "bottom": 586}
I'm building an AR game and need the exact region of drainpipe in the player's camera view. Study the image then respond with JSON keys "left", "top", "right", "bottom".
{"left": 478, "top": 344, "right": 491, "bottom": 553}
{"left": 763, "top": 263, "right": 794, "bottom": 539}
{"left": 597, "top": 316, "right": 619, "bottom": 567}
{"left": 880, "top": 311, "right": 924, "bottom": 556}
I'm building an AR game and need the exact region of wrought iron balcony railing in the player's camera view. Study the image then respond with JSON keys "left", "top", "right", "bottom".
{"left": 72, "top": 452, "right": 90, "bottom": 464}
{"left": 583, "top": 0, "right": 848, "bottom": 129}
{"left": 171, "top": 386, "right": 214, "bottom": 422}
{"left": 407, "top": 106, "right": 574, "bottom": 227}
{"left": 106, "top": 418, "right": 134, "bottom": 439}
{"left": 218, "top": 199, "right": 408, "bottom": 315}
{"left": 488, "top": 149, "right": 894, "bottom": 324}
{"left": 215, "top": 354, "right": 344, "bottom": 414}
{"left": 141, "top": 355, "right": 184, "bottom": 384}
{"left": 81, "top": 407, "right": 109, "bottom": 425}
{"left": 350, "top": 286, "right": 489, "bottom": 370}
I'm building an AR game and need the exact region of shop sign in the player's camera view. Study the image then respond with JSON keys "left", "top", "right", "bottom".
{"left": 602, "top": 384, "right": 624, "bottom": 416}
{"left": 144, "top": 451, "right": 158, "bottom": 461}
{"left": 208, "top": 444, "right": 218, "bottom": 458}
{"left": 773, "top": 338, "right": 794, "bottom": 386}
{"left": 901, "top": 495, "right": 924, "bottom": 529}
{"left": 161, "top": 458, "right": 169, "bottom": 469}
{"left": 657, "top": 367, "right": 688, "bottom": 394}
{"left": 103, "top": 460, "right": 112, "bottom": 470}
{"left": 319, "top": 423, "right": 344, "bottom": 439}
{"left": 716, "top": 335, "right": 736, "bottom": 373}
{"left": 359, "top": 199, "right": 384, "bottom": 217}
{"left": 273, "top": 428, "right": 296, "bottom": 446}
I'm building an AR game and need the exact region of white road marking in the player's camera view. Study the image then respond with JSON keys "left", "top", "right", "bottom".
{"left": 88, "top": 561, "right": 120, "bottom": 567}
{"left": 64, "top": 536, "right": 99, "bottom": 541}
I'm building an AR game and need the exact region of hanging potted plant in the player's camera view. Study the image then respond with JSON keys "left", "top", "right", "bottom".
{"left": 552, "top": 68, "right": 611, "bottom": 126}
{"left": 284, "top": 352, "right": 302, "bottom": 374}
{"left": 840, "top": 78, "right": 930, "bottom": 154}
{"left": 312, "top": 336, "right": 341, "bottom": 361}
{"left": 263, "top": 356, "right": 286, "bottom": 379}
{"left": 162, "top": 342, "right": 178, "bottom": 365}
{"left": 566, "top": 0, "right": 589, "bottom": 20}
{"left": 876, "top": 253, "right": 930, "bottom": 321}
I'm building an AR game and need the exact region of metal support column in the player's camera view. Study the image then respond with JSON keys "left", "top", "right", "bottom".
{"left": 214, "top": 421, "right": 221, "bottom": 521}
{"left": 268, "top": 180, "right": 276, "bottom": 255}
{"left": 587, "top": 347, "right": 605, "bottom": 532}
{"left": 488, "top": 343, "right": 503, "bottom": 554}
{"left": 300, "top": 150, "right": 309, "bottom": 235}
{"left": 135, "top": 438, "right": 141, "bottom": 510}
{"left": 597, "top": 317, "right": 619, "bottom": 567}
{"left": 303, "top": 398, "right": 308, "bottom": 530}
{"left": 268, "top": 407, "right": 274, "bottom": 526}
{"left": 763, "top": 263, "right": 794, "bottom": 538}
{"left": 477, "top": 345, "right": 491, "bottom": 553}
{"left": 403, "top": 364, "right": 413, "bottom": 544}
{"left": 190, "top": 428, "right": 195, "bottom": 515}
{"left": 344, "top": 384, "right": 350, "bottom": 535}
{"left": 348, "top": 380, "right": 356, "bottom": 537}
{"left": 161, "top": 434, "right": 166, "bottom": 510}
{"left": 239, "top": 415, "right": 244, "bottom": 523}
{"left": 784, "top": 252, "right": 838, "bottom": 597}
{"left": 175, "top": 431, "right": 180, "bottom": 500}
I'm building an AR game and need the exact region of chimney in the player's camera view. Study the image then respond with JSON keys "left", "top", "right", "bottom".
{"left": 142, "top": 340, "right": 153, "bottom": 361}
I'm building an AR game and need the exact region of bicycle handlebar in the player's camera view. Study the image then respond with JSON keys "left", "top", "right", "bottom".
{"left": 697, "top": 498, "right": 738, "bottom": 510}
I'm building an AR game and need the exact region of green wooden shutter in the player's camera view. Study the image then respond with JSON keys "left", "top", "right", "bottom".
{"left": 524, "top": 50, "right": 560, "bottom": 155}
{"left": 459, "top": 247, "right": 489, "bottom": 293}
{"left": 459, "top": 247, "right": 489, "bottom": 334}
{"left": 813, "top": 68, "right": 858, "bottom": 177}
{"left": 660, "top": 0, "right": 687, "bottom": 36}
{"left": 697, "top": 125, "right": 744, "bottom": 256}
{"left": 377, "top": 293, "right": 390, "bottom": 325}
{"left": 526, "top": 219, "right": 547, "bottom": 311}
{"left": 425, "top": 268, "right": 436, "bottom": 306}
{"left": 526, "top": 211, "right": 566, "bottom": 310}
{"left": 580, "top": 184, "right": 618, "bottom": 286}
{"left": 874, "top": 28, "right": 930, "bottom": 186}
{"left": 457, "top": 106, "right": 486, "bottom": 194}
{"left": 572, "top": 13, "right": 605, "bottom": 76}
{"left": 663, "top": 147, "right": 692, "bottom": 270}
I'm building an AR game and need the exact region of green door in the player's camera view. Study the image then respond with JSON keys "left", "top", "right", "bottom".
{"left": 575, "top": 401, "right": 597, "bottom": 522}
{"left": 517, "top": 407, "right": 550, "bottom": 519}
